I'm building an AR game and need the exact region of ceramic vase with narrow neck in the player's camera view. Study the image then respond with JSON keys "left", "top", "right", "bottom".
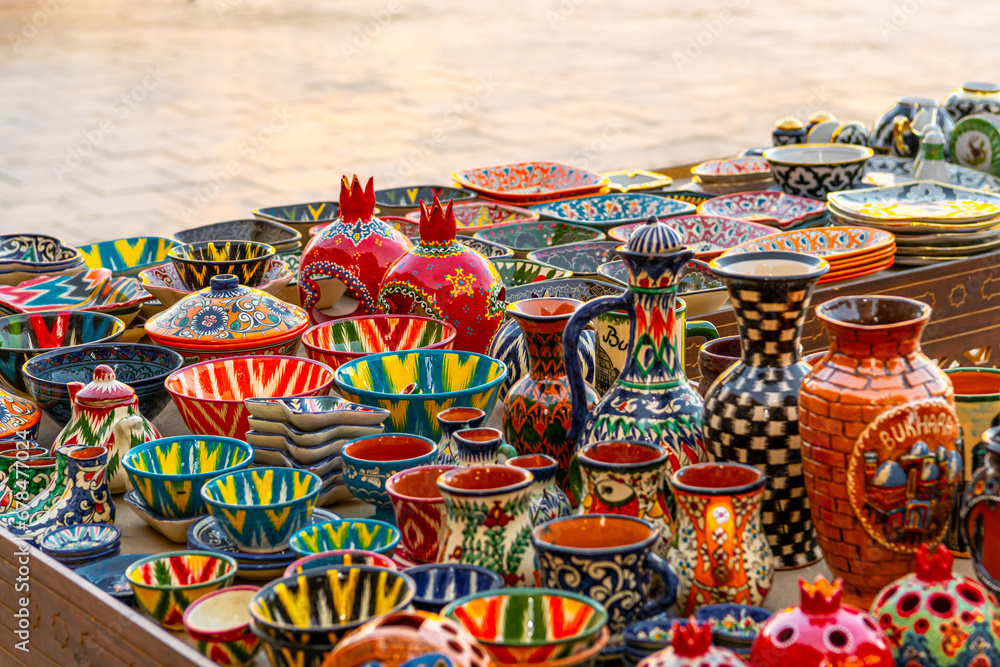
{"left": 452, "top": 428, "right": 516, "bottom": 467}
{"left": 703, "top": 251, "right": 828, "bottom": 570}
{"left": 506, "top": 454, "right": 571, "bottom": 526}
{"left": 667, "top": 462, "right": 774, "bottom": 616}
{"left": 502, "top": 298, "right": 598, "bottom": 500}
{"left": 435, "top": 407, "right": 487, "bottom": 465}
{"left": 436, "top": 465, "right": 536, "bottom": 586}
{"left": 799, "top": 295, "right": 962, "bottom": 607}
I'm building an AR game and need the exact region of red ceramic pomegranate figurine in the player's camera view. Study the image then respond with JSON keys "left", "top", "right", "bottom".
{"left": 638, "top": 620, "right": 749, "bottom": 667}
{"left": 298, "top": 175, "right": 412, "bottom": 324}
{"left": 750, "top": 576, "right": 893, "bottom": 667}
{"left": 377, "top": 198, "right": 505, "bottom": 354}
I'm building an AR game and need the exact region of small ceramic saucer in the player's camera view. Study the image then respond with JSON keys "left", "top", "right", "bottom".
{"left": 123, "top": 489, "right": 204, "bottom": 544}
{"left": 55, "top": 545, "right": 122, "bottom": 569}
{"left": 76, "top": 553, "right": 152, "bottom": 605}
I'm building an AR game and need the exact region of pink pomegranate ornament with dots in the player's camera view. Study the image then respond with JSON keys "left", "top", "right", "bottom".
{"left": 870, "top": 543, "right": 1000, "bottom": 666}
{"left": 377, "top": 197, "right": 505, "bottom": 355}
{"left": 298, "top": 175, "right": 412, "bottom": 324}
{"left": 750, "top": 576, "right": 894, "bottom": 667}
{"left": 637, "top": 620, "right": 749, "bottom": 667}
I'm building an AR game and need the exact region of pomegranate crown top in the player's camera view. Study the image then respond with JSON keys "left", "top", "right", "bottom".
{"left": 799, "top": 575, "right": 842, "bottom": 614}
{"left": 419, "top": 197, "right": 457, "bottom": 244}
{"left": 339, "top": 175, "right": 376, "bottom": 223}
{"left": 671, "top": 620, "right": 712, "bottom": 657}
{"left": 915, "top": 543, "right": 954, "bottom": 582}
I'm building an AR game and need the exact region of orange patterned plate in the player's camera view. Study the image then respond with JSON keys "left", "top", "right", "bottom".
{"left": 721, "top": 226, "right": 895, "bottom": 264}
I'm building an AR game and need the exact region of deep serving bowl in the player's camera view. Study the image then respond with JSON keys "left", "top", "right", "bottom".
{"left": 22, "top": 342, "right": 183, "bottom": 426}
{"left": 333, "top": 350, "right": 507, "bottom": 440}
{"left": 374, "top": 185, "right": 476, "bottom": 214}
{"left": 472, "top": 220, "right": 605, "bottom": 258}
{"left": 165, "top": 356, "right": 335, "bottom": 440}
{"left": 76, "top": 236, "right": 177, "bottom": 277}
{"left": 168, "top": 240, "right": 276, "bottom": 291}
{"left": 126, "top": 550, "right": 239, "bottom": 629}
{"left": 182, "top": 585, "right": 261, "bottom": 667}
{"left": 0, "top": 311, "right": 125, "bottom": 397}
{"left": 122, "top": 436, "right": 254, "bottom": 519}
{"left": 288, "top": 518, "right": 401, "bottom": 557}
{"left": 763, "top": 143, "right": 874, "bottom": 200}
{"left": 173, "top": 219, "right": 302, "bottom": 253}
{"left": 442, "top": 588, "right": 609, "bottom": 663}
{"left": 407, "top": 563, "right": 504, "bottom": 613}
{"left": 0, "top": 233, "right": 84, "bottom": 285}
{"left": 282, "top": 548, "right": 397, "bottom": 578}
{"left": 249, "top": 564, "right": 416, "bottom": 646}
{"left": 302, "top": 315, "right": 457, "bottom": 373}
{"left": 201, "top": 467, "right": 323, "bottom": 554}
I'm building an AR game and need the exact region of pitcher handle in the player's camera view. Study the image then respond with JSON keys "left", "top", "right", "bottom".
{"left": 565, "top": 292, "right": 633, "bottom": 443}
{"left": 640, "top": 551, "right": 679, "bottom": 618}
{"left": 685, "top": 320, "right": 719, "bottom": 343}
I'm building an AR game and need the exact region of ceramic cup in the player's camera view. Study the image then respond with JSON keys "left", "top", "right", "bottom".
{"left": 341, "top": 434, "right": 438, "bottom": 523}
{"left": 385, "top": 464, "right": 457, "bottom": 563}
{"left": 452, "top": 428, "right": 517, "bottom": 467}
{"left": 697, "top": 335, "right": 741, "bottom": 397}
{"left": 435, "top": 407, "right": 487, "bottom": 465}
{"left": 531, "top": 514, "right": 678, "bottom": 642}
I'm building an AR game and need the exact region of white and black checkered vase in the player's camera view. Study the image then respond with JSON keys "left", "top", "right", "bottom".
{"left": 702, "top": 250, "right": 829, "bottom": 570}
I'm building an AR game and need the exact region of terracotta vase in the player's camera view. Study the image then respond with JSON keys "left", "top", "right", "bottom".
{"left": 961, "top": 425, "right": 1000, "bottom": 595}
{"left": 506, "top": 454, "right": 571, "bottom": 526}
{"left": 435, "top": 407, "right": 487, "bottom": 465}
{"left": 52, "top": 365, "right": 161, "bottom": 493}
{"left": 703, "top": 251, "right": 828, "bottom": 569}
{"left": 436, "top": 465, "right": 536, "bottom": 586}
{"left": 377, "top": 198, "right": 506, "bottom": 355}
{"left": 502, "top": 298, "right": 598, "bottom": 498}
{"left": 799, "top": 296, "right": 962, "bottom": 607}
{"left": 298, "top": 175, "right": 413, "bottom": 324}
{"left": 667, "top": 462, "right": 773, "bottom": 615}
{"left": 637, "top": 621, "right": 749, "bottom": 667}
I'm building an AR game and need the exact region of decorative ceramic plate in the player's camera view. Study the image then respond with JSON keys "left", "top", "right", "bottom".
{"left": 253, "top": 201, "right": 339, "bottom": 224}
{"left": 374, "top": 185, "right": 476, "bottom": 212}
{"left": 0, "top": 388, "right": 41, "bottom": 440}
{"left": 76, "top": 237, "right": 177, "bottom": 277}
{"left": 527, "top": 240, "right": 622, "bottom": 278}
{"left": 404, "top": 202, "right": 539, "bottom": 232}
{"left": 76, "top": 553, "right": 151, "bottom": 604}
{"left": 863, "top": 156, "right": 1000, "bottom": 192}
{"left": 489, "top": 258, "right": 573, "bottom": 286}
{"left": 949, "top": 115, "right": 1000, "bottom": 177}
{"left": 608, "top": 215, "right": 775, "bottom": 259}
{"left": 503, "top": 278, "right": 624, "bottom": 305}
{"left": 721, "top": 227, "right": 895, "bottom": 263}
{"left": 528, "top": 193, "right": 695, "bottom": 227}
{"left": 0, "top": 269, "right": 152, "bottom": 322}
{"left": 452, "top": 161, "right": 609, "bottom": 203}
{"left": 829, "top": 209, "right": 1000, "bottom": 233}
{"left": 692, "top": 157, "right": 771, "bottom": 183}
{"left": 473, "top": 220, "right": 604, "bottom": 255}
{"left": 656, "top": 190, "right": 718, "bottom": 206}
{"left": 828, "top": 182, "right": 1000, "bottom": 222}
{"left": 40, "top": 523, "right": 121, "bottom": 556}
{"left": 889, "top": 222, "right": 1000, "bottom": 245}
{"left": 602, "top": 170, "right": 673, "bottom": 193}
{"left": 892, "top": 236, "right": 1000, "bottom": 256}
{"left": 187, "top": 508, "right": 341, "bottom": 565}
{"left": 697, "top": 191, "right": 827, "bottom": 229}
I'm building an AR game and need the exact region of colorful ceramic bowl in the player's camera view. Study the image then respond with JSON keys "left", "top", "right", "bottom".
{"left": 22, "top": 342, "right": 183, "bottom": 426}
{"left": 528, "top": 193, "right": 695, "bottom": 229}
{"left": 764, "top": 143, "right": 874, "bottom": 200}
{"left": 289, "top": 518, "right": 401, "bottom": 557}
{"left": 122, "top": 436, "right": 254, "bottom": 519}
{"left": 503, "top": 277, "right": 625, "bottom": 306}
{"left": 174, "top": 219, "right": 302, "bottom": 253}
{"left": 527, "top": 240, "right": 623, "bottom": 280}
{"left": 333, "top": 350, "right": 507, "bottom": 440}
{"left": 342, "top": 434, "right": 438, "bottom": 520}
{"left": 76, "top": 236, "right": 177, "bottom": 277}
{"left": 201, "top": 467, "right": 323, "bottom": 554}
{"left": 607, "top": 215, "right": 775, "bottom": 260}
{"left": 453, "top": 161, "right": 610, "bottom": 204}
{"left": 126, "top": 550, "right": 239, "bottom": 629}
{"left": 375, "top": 185, "right": 476, "bottom": 215}
{"left": 249, "top": 564, "right": 416, "bottom": 646}
{"left": 489, "top": 258, "right": 574, "bottom": 287}
{"left": 77, "top": 552, "right": 150, "bottom": 606}
{"left": 244, "top": 395, "right": 389, "bottom": 432}
{"left": 0, "top": 233, "right": 84, "bottom": 286}
{"left": 139, "top": 258, "right": 294, "bottom": 307}
{"left": 0, "top": 268, "right": 152, "bottom": 326}
{"left": 282, "top": 548, "right": 397, "bottom": 578}
{"left": 39, "top": 523, "right": 121, "bottom": 558}
{"left": 302, "top": 315, "right": 457, "bottom": 373}
{"left": 165, "top": 355, "right": 335, "bottom": 440}
{"left": 0, "top": 310, "right": 125, "bottom": 397}
{"left": 442, "top": 588, "right": 609, "bottom": 663}
{"left": 122, "top": 489, "right": 202, "bottom": 543}
{"left": 692, "top": 603, "right": 770, "bottom": 648}
{"left": 250, "top": 625, "right": 334, "bottom": 667}
{"left": 406, "top": 202, "right": 540, "bottom": 234}
{"left": 168, "top": 240, "right": 276, "bottom": 291}
{"left": 407, "top": 563, "right": 504, "bottom": 613}
{"left": 385, "top": 464, "right": 456, "bottom": 563}
{"left": 697, "top": 191, "right": 828, "bottom": 230}
{"left": 183, "top": 585, "right": 261, "bottom": 667}
{"left": 458, "top": 236, "right": 515, "bottom": 259}
{"left": 472, "top": 221, "right": 605, "bottom": 258}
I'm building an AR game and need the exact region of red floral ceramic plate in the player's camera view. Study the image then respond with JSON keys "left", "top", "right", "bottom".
{"left": 721, "top": 227, "right": 896, "bottom": 264}
{"left": 691, "top": 157, "right": 771, "bottom": 184}
{"left": 608, "top": 215, "right": 775, "bottom": 259}
{"left": 697, "top": 191, "right": 828, "bottom": 229}
{"left": 404, "top": 202, "right": 540, "bottom": 232}
{"left": 452, "top": 161, "right": 609, "bottom": 203}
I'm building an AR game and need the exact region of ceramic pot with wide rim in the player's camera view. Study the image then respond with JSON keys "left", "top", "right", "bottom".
{"left": 667, "top": 462, "right": 774, "bottom": 616}
{"left": 502, "top": 297, "right": 598, "bottom": 500}
{"left": 386, "top": 464, "right": 456, "bottom": 564}
{"left": 436, "top": 465, "right": 536, "bottom": 587}
{"left": 799, "top": 295, "right": 962, "bottom": 607}
{"left": 943, "top": 81, "right": 1000, "bottom": 121}
{"left": 961, "top": 425, "right": 1000, "bottom": 596}
{"left": 506, "top": 454, "right": 571, "bottom": 525}
{"left": 435, "top": 407, "right": 487, "bottom": 466}
{"left": 703, "top": 251, "right": 828, "bottom": 569}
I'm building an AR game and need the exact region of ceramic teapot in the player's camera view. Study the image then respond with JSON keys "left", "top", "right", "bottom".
{"left": 51, "top": 365, "right": 160, "bottom": 493}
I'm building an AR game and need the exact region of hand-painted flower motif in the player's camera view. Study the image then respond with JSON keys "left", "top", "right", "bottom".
{"left": 190, "top": 306, "right": 227, "bottom": 335}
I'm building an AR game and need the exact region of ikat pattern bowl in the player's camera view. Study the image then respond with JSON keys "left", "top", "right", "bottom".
{"left": 302, "top": 315, "right": 457, "bottom": 373}
{"left": 288, "top": 518, "right": 401, "bottom": 557}
{"left": 173, "top": 219, "right": 302, "bottom": 253}
{"left": 0, "top": 233, "right": 84, "bottom": 286}
{"left": 126, "top": 550, "right": 239, "bottom": 629}
{"left": 122, "top": 436, "right": 254, "bottom": 519}
{"left": 76, "top": 236, "right": 177, "bottom": 277}
{"left": 282, "top": 548, "right": 397, "bottom": 578}
{"left": 374, "top": 185, "right": 476, "bottom": 215}
{"left": 168, "top": 240, "right": 276, "bottom": 291}
{"left": 407, "top": 563, "right": 504, "bottom": 613}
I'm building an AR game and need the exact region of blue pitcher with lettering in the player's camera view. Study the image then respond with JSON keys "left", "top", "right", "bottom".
{"left": 564, "top": 217, "right": 719, "bottom": 474}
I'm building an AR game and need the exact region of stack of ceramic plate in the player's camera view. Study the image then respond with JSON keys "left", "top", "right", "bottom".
{"left": 690, "top": 157, "right": 775, "bottom": 194}
{"left": 39, "top": 523, "right": 121, "bottom": 569}
{"left": 720, "top": 227, "right": 896, "bottom": 283}
{"left": 186, "top": 508, "right": 341, "bottom": 581}
{"left": 828, "top": 181, "right": 1000, "bottom": 266}
{"left": 863, "top": 156, "right": 1000, "bottom": 192}
{"left": 698, "top": 191, "right": 830, "bottom": 231}
{"left": 243, "top": 396, "right": 390, "bottom": 507}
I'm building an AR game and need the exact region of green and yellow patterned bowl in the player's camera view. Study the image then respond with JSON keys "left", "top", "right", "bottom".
{"left": 122, "top": 436, "right": 254, "bottom": 519}
{"left": 126, "top": 550, "right": 238, "bottom": 630}
{"left": 333, "top": 350, "right": 507, "bottom": 440}
{"left": 289, "top": 518, "right": 401, "bottom": 557}
{"left": 77, "top": 236, "right": 178, "bottom": 277}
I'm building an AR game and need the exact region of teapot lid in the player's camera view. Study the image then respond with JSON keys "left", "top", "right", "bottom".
{"left": 623, "top": 216, "right": 686, "bottom": 255}
{"left": 72, "top": 365, "right": 136, "bottom": 406}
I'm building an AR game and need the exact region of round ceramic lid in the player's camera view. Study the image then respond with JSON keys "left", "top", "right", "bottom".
{"left": 623, "top": 216, "right": 686, "bottom": 255}
{"left": 0, "top": 386, "right": 40, "bottom": 440}
{"left": 72, "top": 365, "right": 136, "bottom": 406}
{"left": 145, "top": 274, "right": 308, "bottom": 347}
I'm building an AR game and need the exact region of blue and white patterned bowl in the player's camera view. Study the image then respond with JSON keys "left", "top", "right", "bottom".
{"left": 289, "top": 518, "right": 401, "bottom": 557}
{"left": 39, "top": 523, "right": 121, "bottom": 558}
{"left": 406, "top": 563, "right": 504, "bottom": 613}
{"left": 200, "top": 467, "right": 322, "bottom": 554}
{"left": 528, "top": 193, "right": 695, "bottom": 229}
{"left": 342, "top": 434, "right": 438, "bottom": 517}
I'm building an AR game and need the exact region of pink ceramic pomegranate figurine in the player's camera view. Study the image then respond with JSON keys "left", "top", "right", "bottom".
{"left": 751, "top": 576, "right": 893, "bottom": 667}
{"left": 377, "top": 198, "right": 505, "bottom": 354}
{"left": 298, "top": 175, "right": 412, "bottom": 324}
{"left": 637, "top": 620, "right": 749, "bottom": 667}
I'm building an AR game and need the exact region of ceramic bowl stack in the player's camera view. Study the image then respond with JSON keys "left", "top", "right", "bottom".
{"left": 690, "top": 156, "right": 775, "bottom": 194}
{"left": 244, "top": 396, "right": 391, "bottom": 506}
{"left": 827, "top": 181, "right": 1000, "bottom": 266}
{"left": 39, "top": 523, "right": 121, "bottom": 569}
{"left": 0, "top": 234, "right": 85, "bottom": 286}
{"left": 719, "top": 226, "right": 897, "bottom": 284}
{"left": 698, "top": 191, "right": 830, "bottom": 231}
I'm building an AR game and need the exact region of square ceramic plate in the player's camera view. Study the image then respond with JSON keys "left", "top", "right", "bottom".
{"left": 828, "top": 181, "right": 1000, "bottom": 222}
{"left": 528, "top": 193, "right": 695, "bottom": 227}
{"left": 720, "top": 227, "right": 896, "bottom": 263}
{"left": 863, "top": 156, "right": 1000, "bottom": 192}
{"left": 452, "top": 161, "right": 609, "bottom": 203}
{"left": 697, "top": 191, "right": 827, "bottom": 229}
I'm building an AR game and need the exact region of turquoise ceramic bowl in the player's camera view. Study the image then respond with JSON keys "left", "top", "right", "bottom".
{"left": 333, "top": 350, "right": 507, "bottom": 440}
{"left": 200, "top": 467, "right": 322, "bottom": 554}
{"left": 289, "top": 518, "right": 401, "bottom": 557}
{"left": 122, "top": 436, "right": 254, "bottom": 520}
{"left": 341, "top": 434, "right": 438, "bottom": 520}
{"left": 77, "top": 236, "right": 178, "bottom": 277}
